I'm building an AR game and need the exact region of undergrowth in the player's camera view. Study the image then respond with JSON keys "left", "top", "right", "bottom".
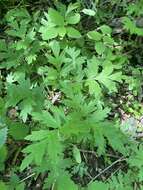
{"left": 0, "top": 0, "right": 143, "bottom": 189}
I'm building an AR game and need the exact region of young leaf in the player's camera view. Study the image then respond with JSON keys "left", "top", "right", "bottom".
{"left": 95, "top": 42, "right": 106, "bottom": 55}
{"left": 32, "top": 111, "right": 61, "bottom": 128}
{"left": 9, "top": 122, "right": 29, "bottom": 140}
{"left": 73, "top": 146, "right": 81, "bottom": 164}
{"left": 48, "top": 8, "right": 64, "bottom": 26}
{"left": 39, "top": 27, "right": 58, "bottom": 40}
{"left": 99, "top": 25, "right": 112, "bottom": 35}
{"left": 82, "top": 9, "right": 96, "bottom": 16}
{"left": 67, "top": 27, "right": 81, "bottom": 38}
{"left": 66, "top": 13, "right": 80, "bottom": 24}
{"left": 87, "top": 30, "right": 102, "bottom": 41}
{"left": 57, "top": 174, "right": 78, "bottom": 190}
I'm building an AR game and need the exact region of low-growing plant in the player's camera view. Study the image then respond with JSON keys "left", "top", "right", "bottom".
{"left": 0, "top": 1, "right": 143, "bottom": 189}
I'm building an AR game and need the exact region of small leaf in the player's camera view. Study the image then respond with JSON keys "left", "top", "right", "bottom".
{"left": 67, "top": 27, "right": 81, "bottom": 38}
{"left": 87, "top": 30, "right": 102, "bottom": 41}
{"left": 86, "top": 80, "right": 101, "bottom": 97}
{"left": 82, "top": 9, "right": 96, "bottom": 16}
{"left": 57, "top": 27, "right": 66, "bottom": 37}
{"left": 73, "top": 146, "right": 81, "bottom": 163}
{"left": 9, "top": 122, "right": 29, "bottom": 140}
{"left": 66, "top": 13, "right": 80, "bottom": 24}
{"left": 99, "top": 25, "right": 112, "bottom": 35}
{"left": 39, "top": 27, "right": 58, "bottom": 40}
{"left": 25, "top": 130, "right": 49, "bottom": 141}
{"left": 20, "top": 154, "right": 33, "bottom": 171}
{"left": 95, "top": 42, "right": 106, "bottom": 55}
{"left": 66, "top": 3, "right": 79, "bottom": 15}
{"left": 49, "top": 40, "right": 60, "bottom": 57}
{"left": 48, "top": 8, "right": 64, "bottom": 26}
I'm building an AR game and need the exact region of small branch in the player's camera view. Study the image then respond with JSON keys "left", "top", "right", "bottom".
{"left": 79, "top": 149, "right": 120, "bottom": 158}
{"left": 20, "top": 173, "right": 35, "bottom": 183}
{"left": 79, "top": 149, "right": 97, "bottom": 157}
{"left": 88, "top": 156, "right": 126, "bottom": 185}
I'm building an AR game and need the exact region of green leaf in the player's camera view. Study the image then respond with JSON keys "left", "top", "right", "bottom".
{"left": 20, "top": 154, "right": 33, "bottom": 171}
{"left": 16, "top": 183, "right": 25, "bottom": 190}
{"left": 88, "top": 181, "right": 108, "bottom": 190}
{"left": 95, "top": 42, "right": 106, "bottom": 55}
{"left": 86, "top": 80, "right": 101, "bottom": 97}
{"left": 66, "top": 3, "right": 79, "bottom": 15}
{"left": 82, "top": 9, "right": 96, "bottom": 16}
{"left": 73, "top": 146, "right": 81, "bottom": 164}
{"left": 57, "top": 27, "right": 66, "bottom": 37}
{"left": 0, "top": 181, "right": 8, "bottom": 190}
{"left": 93, "top": 126, "right": 106, "bottom": 155}
{"left": 128, "top": 145, "right": 143, "bottom": 168}
{"left": 96, "top": 65, "right": 123, "bottom": 92}
{"left": 25, "top": 130, "right": 49, "bottom": 141}
{"left": 57, "top": 174, "right": 78, "bottom": 190}
{"left": 0, "top": 146, "right": 7, "bottom": 171}
{"left": 92, "top": 107, "right": 111, "bottom": 122}
{"left": 122, "top": 17, "right": 143, "bottom": 36}
{"left": 19, "top": 98, "right": 33, "bottom": 122}
{"left": 99, "top": 25, "right": 112, "bottom": 35}
{"left": 9, "top": 122, "right": 29, "bottom": 140}
{"left": 48, "top": 8, "right": 64, "bottom": 26}
{"left": 32, "top": 111, "right": 61, "bottom": 128}
{"left": 87, "top": 31, "right": 102, "bottom": 41}
{"left": 0, "top": 128, "right": 8, "bottom": 148}
{"left": 67, "top": 27, "right": 81, "bottom": 38}
{"left": 49, "top": 40, "right": 60, "bottom": 57}
{"left": 39, "top": 27, "right": 58, "bottom": 40}
{"left": 66, "top": 13, "right": 80, "bottom": 24}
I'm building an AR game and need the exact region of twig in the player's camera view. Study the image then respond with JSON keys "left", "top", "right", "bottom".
{"left": 20, "top": 173, "right": 35, "bottom": 183}
{"left": 88, "top": 156, "right": 126, "bottom": 184}
{"left": 79, "top": 149, "right": 97, "bottom": 157}
{"left": 79, "top": 149, "right": 120, "bottom": 158}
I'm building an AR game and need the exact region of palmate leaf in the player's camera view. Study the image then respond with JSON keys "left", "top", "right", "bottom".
{"left": 20, "top": 138, "right": 47, "bottom": 170}
{"left": 25, "top": 130, "right": 49, "bottom": 141}
{"left": 6, "top": 79, "right": 44, "bottom": 122}
{"left": 21, "top": 130, "right": 64, "bottom": 172}
{"left": 32, "top": 110, "right": 61, "bottom": 128}
{"left": 39, "top": 6, "right": 81, "bottom": 40}
{"left": 86, "top": 57, "right": 123, "bottom": 95}
{"left": 92, "top": 122, "right": 128, "bottom": 155}
{"left": 96, "top": 65, "right": 123, "bottom": 92}
{"left": 128, "top": 145, "right": 143, "bottom": 168}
